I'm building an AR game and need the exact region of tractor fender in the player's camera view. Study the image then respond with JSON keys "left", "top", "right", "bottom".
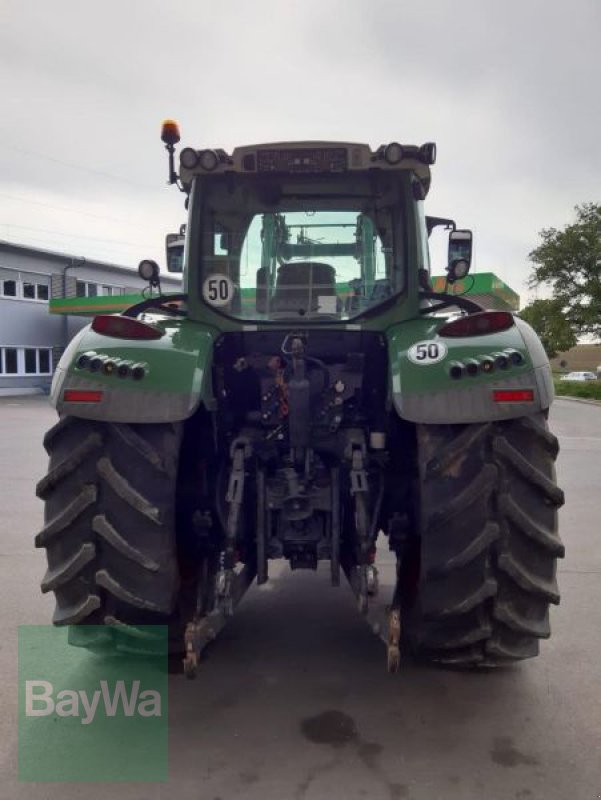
{"left": 50, "top": 319, "right": 215, "bottom": 423}
{"left": 388, "top": 315, "right": 554, "bottom": 424}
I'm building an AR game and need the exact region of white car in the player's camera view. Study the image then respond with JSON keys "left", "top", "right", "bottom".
{"left": 560, "top": 371, "right": 598, "bottom": 382}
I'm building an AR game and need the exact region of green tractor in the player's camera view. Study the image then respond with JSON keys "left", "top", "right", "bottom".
{"left": 36, "top": 123, "right": 564, "bottom": 673}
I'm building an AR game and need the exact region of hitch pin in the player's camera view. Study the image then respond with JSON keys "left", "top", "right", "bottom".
{"left": 387, "top": 608, "right": 401, "bottom": 673}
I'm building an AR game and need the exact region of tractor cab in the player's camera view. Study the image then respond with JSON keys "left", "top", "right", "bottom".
{"left": 190, "top": 176, "right": 408, "bottom": 324}
{"left": 160, "top": 130, "right": 448, "bottom": 326}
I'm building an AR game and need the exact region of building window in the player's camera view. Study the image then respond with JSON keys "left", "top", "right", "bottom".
{"left": 98, "top": 285, "right": 124, "bottom": 296}
{"left": 39, "top": 349, "right": 51, "bottom": 373}
{"left": 75, "top": 281, "right": 127, "bottom": 298}
{"left": 76, "top": 281, "right": 122, "bottom": 297}
{"left": 24, "top": 349, "right": 37, "bottom": 374}
{"left": 3, "top": 348, "right": 18, "bottom": 374}
{"left": 76, "top": 280, "right": 99, "bottom": 297}
{"left": 1, "top": 280, "right": 17, "bottom": 297}
{"left": 27, "top": 282, "right": 49, "bottom": 301}
{"left": 0, "top": 279, "right": 49, "bottom": 301}
{"left": 0, "top": 347, "right": 52, "bottom": 376}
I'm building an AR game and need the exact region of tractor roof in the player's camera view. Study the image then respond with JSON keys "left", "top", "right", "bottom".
{"left": 178, "top": 141, "right": 434, "bottom": 194}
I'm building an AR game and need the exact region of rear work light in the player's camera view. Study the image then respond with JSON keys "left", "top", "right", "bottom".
{"left": 91, "top": 315, "right": 163, "bottom": 340}
{"left": 493, "top": 389, "right": 534, "bottom": 403}
{"left": 63, "top": 389, "right": 103, "bottom": 403}
{"left": 438, "top": 311, "right": 515, "bottom": 338}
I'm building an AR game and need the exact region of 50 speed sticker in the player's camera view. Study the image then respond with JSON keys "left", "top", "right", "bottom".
{"left": 407, "top": 341, "right": 448, "bottom": 365}
{"left": 202, "top": 275, "right": 234, "bottom": 307}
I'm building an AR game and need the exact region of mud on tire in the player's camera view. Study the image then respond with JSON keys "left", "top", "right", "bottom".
{"left": 35, "top": 416, "right": 182, "bottom": 652}
{"left": 405, "top": 412, "right": 565, "bottom": 666}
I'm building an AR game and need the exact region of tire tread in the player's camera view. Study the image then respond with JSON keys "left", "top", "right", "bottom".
{"left": 408, "top": 413, "right": 563, "bottom": 666}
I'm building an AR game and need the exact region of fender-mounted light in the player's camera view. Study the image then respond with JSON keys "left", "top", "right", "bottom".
{"left": 63, "top": 389, "right": 104, "bottom": 403}
{"left": 89, "top": 355, "right": 107, "bottom": 372}
{"left": 438, "top": 311, "right": 515, "bottom": 338}
{"left": 480, "top": 356, "right": 495, "bottom": 374}
{"left": 493, "top": 389, "right": 534, "bottom": 403}
{"left": 161, "top": 119, "right": 180, "bottom": 145}
{"left": 465, "top": 358, "right": 479, "bottom": 376}
{"left": 493, "top": 352, "right": 509, "bottom": 369}
{"left": 448, "top": 361, "right": 464, "bottom": 380}
{"left": 504, "top": 348, "right": 525, "bottom": 365}
{"left": 138, "top": 259, "right": 160, "bottom": 283}
{"left": 91, "top": 315, "right": 163, "bottom": 340}
{"left": 76, "top": 352, "right": 95, "bottom": 369}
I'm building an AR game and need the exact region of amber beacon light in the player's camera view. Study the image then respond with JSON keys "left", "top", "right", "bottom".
{"left": 161, "top": 119, "right": 181, "bottom": 145}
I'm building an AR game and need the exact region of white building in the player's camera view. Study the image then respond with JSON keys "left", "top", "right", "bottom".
{"left": 0, "top": 240, "right": 181, "bottom": 395}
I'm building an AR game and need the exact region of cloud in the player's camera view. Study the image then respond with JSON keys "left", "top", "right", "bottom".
{"left": 0, "top": 0, "right": 599, "bottom": 299}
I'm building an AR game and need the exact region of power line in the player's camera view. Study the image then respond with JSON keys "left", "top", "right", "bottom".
{"left": 0, "top": 191, "right": 159, "bottom": 228}
{"left": 0, "top": 222, "right": 154, "bottom": 249}
{"left": 0, "top": 139, "right": 158, "bottom": 190}
{"left": 0, "top": 230, "right": 159, "bottom": 266}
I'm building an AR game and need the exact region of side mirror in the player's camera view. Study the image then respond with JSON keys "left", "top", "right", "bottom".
{"left": 166, "top": 233, "right": 184, "bottom": 273}
{"left": 447, "top": 229, "right": 473, "bottom": 284}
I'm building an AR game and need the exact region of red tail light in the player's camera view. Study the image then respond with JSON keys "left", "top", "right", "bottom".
{"left": 91, "top": 315, "right": 163, "bottom": 340}
{"left": 64, "top": 389, "right": 104, "bottom": 403}
{"left": 493, "top": 389, "right": 534, "bottom": 403}
{"left": 438, "top": 311, "right": 515, "bottom": 338}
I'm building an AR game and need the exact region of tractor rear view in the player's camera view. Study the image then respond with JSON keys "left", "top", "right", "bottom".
{"left": 36, "top": 124, "right": 564, "bottom": 673}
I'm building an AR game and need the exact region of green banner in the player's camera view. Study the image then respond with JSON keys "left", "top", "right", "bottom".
{"left": 18, "top": 625, "right": 168, "bottom": 782}
{"left": 431, "top": 272, "right": 520, "bottom": 310}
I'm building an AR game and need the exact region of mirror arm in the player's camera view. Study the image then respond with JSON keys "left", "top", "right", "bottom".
{"left": 122, "top": 293, "right": 188, "bottom": 318}
{"left": 419, "top": 290, "right": 484, "bottom": 315}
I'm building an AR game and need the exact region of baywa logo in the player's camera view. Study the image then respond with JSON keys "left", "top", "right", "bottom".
{"left": 25, "top": 679, "right": 162, "bottom": 725}
{"left": 19, "top": 625, "right": 168, "bottom": 782}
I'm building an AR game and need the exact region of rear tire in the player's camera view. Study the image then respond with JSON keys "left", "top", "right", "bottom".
{"left": 35, "top": 416, "right": 182, "bottom": 652}
{"left": 405, "top": 413, "right": 565, "bottom": 666}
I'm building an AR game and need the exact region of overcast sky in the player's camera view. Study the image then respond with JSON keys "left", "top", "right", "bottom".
{"left": 1, "top": 0, "right": 599, "bottom": 304}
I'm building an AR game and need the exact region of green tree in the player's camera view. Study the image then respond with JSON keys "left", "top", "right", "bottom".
{"left": 519, "top": 298, "right": 577, "bottom": 359}
{"left": 529, "top": 203, "right": 601, "bottom": 337}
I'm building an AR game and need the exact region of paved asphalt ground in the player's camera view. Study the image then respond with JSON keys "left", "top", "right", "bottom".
{"left": 0, "top": 396, "right": 600, "bottom": 799}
